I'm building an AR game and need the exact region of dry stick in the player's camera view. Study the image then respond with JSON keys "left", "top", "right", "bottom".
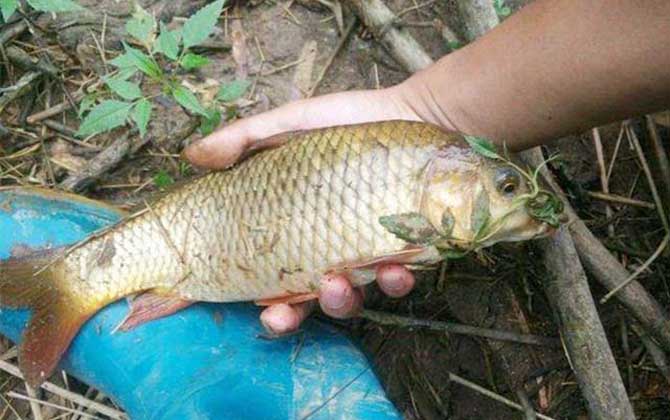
{"left": 26, "top": 91, "right": 85, "bottom": 124}
{"left": 60, "top": 118, "right": 197, "bottom": 192}
{"left": 359, "top": 309, "right": 560, "bottom": 347}
{"left": 0, "top": 71, "right": 41, "bottom": 113}
{"left": 627, "top": 123, "right": 670, "bottom": 234}
{"left": 631, "top": 323, "right": 670, "bottom": 385}
{"left": 456, "top": 0, "right": 500, "bottom": 40}
{"left": 349, "top": 0, "right": 433, "bottom": 73}
{"left": 539, "top": 224, "right": 635, "bottom": 419}
{"left": 307, "top": 19, "right": 356, "bottom": 98}
{"left": 645, "top": 115, "right": 670, "bottom": 213}
{"left": 25, "top": 383, "right": 44, "bottom": 420}
{"left": 515, "top": 389, "right": 537, "bottom": 420}
{"left": 592, "top": 128, "right": 614, "bottom": 236}
{"left": 447, "top": 372, "right": 555, "bottom": 420}
{"left": 6, "top": 392, "right": 104, "bottom": 420}
{"left": 586, "top": 190, "right": 655, "bottom": 209}
{"left": 0, "top": 20, "right": 28, "bottom": 46}
{"left": 600, "top": 232, "right": 670, "bottom": 303}
{"left": 523, "top": 148, "right": 670, "bottom": 351}
{"left": 0, "top": 360, "right": 126, "bottom": 419}
{"left": 522, "top": 148, "right": 636, "bottom": 420}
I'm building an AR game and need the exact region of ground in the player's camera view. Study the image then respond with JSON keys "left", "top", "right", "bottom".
{"left": 1, "top": 0, "right": 669, "bottom": 418}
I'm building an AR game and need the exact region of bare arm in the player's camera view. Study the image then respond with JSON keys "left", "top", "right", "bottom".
{"left": 401, "top": 0, "right": 670, "bottom": 150}
{"left": 184, "top": 0, "right": 670, "bottom": 333}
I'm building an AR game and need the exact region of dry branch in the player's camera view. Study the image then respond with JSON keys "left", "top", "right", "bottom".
{"left": 538, "top": 224, "right": 635, "bottom": 419}
{"left": 457, "top": 0, "right": 500, "bottom": 40}
{"left": 523, "top": 149, "right": 670, "bottom": 351}
{"left": 348, "top": 0, "right": 433, "bottom": 73}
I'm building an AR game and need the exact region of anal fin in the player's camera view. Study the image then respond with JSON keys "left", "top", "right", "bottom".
{"left": 114, "top": 291, "right": 193, "bottom": 332}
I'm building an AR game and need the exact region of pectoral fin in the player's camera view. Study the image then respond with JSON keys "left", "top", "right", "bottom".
{"left": 255, "top": 292, "right": 318, "bottom": 307}
{"left": 114, "top": 291, "right": 194, "bottom": 332}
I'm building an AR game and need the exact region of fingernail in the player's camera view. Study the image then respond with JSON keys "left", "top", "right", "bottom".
{"left": 320, "top": 276, "right": 350, "bottom": 310}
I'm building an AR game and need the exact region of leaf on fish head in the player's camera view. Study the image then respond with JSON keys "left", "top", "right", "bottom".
{"left": 471, "top": 189, "right": 491, "bottom": 240}
{"left": 441, "top": 209, "right": 455, "bottom": 238}
{"left": 526, "top": 190, "right": 565, "bottom": 228}
{"left": 379, "top": 212, "right": 440, "bottom": 245}
{"left": 464, "top": 135, "right": 501, "bottom": 160}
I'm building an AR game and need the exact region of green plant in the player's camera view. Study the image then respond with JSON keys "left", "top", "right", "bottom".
{"left": 0, "top": 0, "right": 82, "bottom": 22}
{"left": 76, "top": 0, "right": 251, "bottom": 139}
{"left": 493, "top": 0, "right": 511, "bottom": 18}
{"left": 379, "top": 137, "right": 565, "bottom": 260}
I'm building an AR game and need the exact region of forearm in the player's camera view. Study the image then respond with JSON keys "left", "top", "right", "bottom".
{"left": 399, "top": 0, "right": 670, "bottom": 150}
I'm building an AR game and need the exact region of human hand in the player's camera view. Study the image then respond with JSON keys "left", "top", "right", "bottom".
{"left": 182, "top": 86, "right": 428, "bottom": 334}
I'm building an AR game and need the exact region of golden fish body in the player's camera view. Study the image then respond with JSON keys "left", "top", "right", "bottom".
{"left": 65, "top": 121, "right": 452, "bottom": 304}
{"left": 1, "top": 120, "right": 556, "bottom": 385}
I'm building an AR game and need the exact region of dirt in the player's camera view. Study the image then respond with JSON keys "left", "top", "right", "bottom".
{"left": 1, "top": 0, "right": 670, "bottom": 419}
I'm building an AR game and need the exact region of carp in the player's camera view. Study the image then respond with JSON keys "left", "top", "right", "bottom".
{"left": 0, "top": 120, "right": 563, "bottom": 386}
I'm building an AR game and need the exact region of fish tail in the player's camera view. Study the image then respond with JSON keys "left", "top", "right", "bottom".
{"left": 0, "top": 250, "right": 95, "bottom": 387}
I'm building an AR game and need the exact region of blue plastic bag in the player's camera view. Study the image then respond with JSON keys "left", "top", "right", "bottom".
{"left": 0, "top": 188, "right": 401, "bottom": 420}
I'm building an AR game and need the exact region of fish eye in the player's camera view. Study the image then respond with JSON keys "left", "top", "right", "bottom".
{"left": 494, "top": 167, "right": 521, "bottom": 197}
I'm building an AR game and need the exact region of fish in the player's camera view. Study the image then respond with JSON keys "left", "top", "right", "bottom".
{"left": 0, "top": 120, "right": 563, "bottom": 386}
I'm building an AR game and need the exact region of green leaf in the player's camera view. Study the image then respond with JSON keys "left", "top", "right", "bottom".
{"left": 115, "top": 66, "right": 138, "bottom": 80}
{"left": 26, "top": 0, "right": 82, "bottom": 12}
{"left": 379, "top": 212, "right": 439, "bottom": 245}
{"left": 216, "top": 79, "right": 251, "bottom": 102}
{"left": 199, "top": 108, "right": 221, "bottom": 136}
{"left": 153, "top": 169, "right": 174, "bottom": 189}
{"left": 109, "top": 53, "right": 135, "bottom": 69}
{"left": 123, "top": 42, "right": 162, "bottom": 78}
{"left": 180, "top": 53, "right": 210, "bottom": 70}
{"left": 471, "top": 190, "right": 491, "bottom": 238}
{"left": 182, "top": 0, "right": 225, "bottom": 50}
{"left": 441, "top": 209, "right": 455, "bottom": 238}
{"left": 171, "top": 85, "right": 208, "bottom": 117}
{"left": 105, "top": 78, "right": 142, "bottom": 100}
{"left": 0, "top": 0, "right": 18, "bottom": 22}
{"left": 154, "top": 22, "right": 181, "bottom": 60}
{"left": 76, "top": 100, "right": 132, "bottom": 137}
{"left": 464, "top": 135, "right": 500, "bottom": 160}
{"left": 131, "top": 99, "right": 152, "bottom": 138}
{"left": 78, "top": 93, "right": 97, "bottom": 117}
{"left": 125, "top": 4, "right": 157, "bottom": 47}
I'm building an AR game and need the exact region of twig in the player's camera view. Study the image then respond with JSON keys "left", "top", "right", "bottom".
{"left": 645, "top": 115, "right": 670, "bottom": 214}
{"left": 359, "top": 309, "right": 560, "bottom": 347}
{"left": 631, "top": 323, "right": 670, "bottom": 385}
{"left": 447, "top": 372, "right": 555, "bottom": 420}
{"left": 0, "top": 360, "right": 126, "bottom": 419}
{"left": 307, "top": 19, "right": 356, "bottom": 98}
{"left": 627, "top": 123, "right": 670, "bottom": 233}
{"left": 592, "top": 128, "right": 614, "bottom": 235}
{"left": 6, "top": 391, "right": 104, "bottom": 420}
{"left": 522, "top": 148, "right": 670, "bottom": 351}
{"left": 5, "top": 46, "right": 59, "bottom": 76}
{"left": 58, "top": 129, "right": 140, "bottom": 191}
{"left": 600, "top": 233, "right": 670, "bottom": 303}
{"left": 540, "top": 225, "right": 635, "bottom": 419}
{"left": 0, "top": 20, "right": 28, "bottom": 45}
{"left": 25, "top": 383, "right": 44, "bottom": 420}
{"left": 26, "top": 91, "right": 85, "bottom": 124}
{"left": 516, "top": 389, "right": 537, "bottom": 420}
{"left": 349, "top": 0, "right": 433, "bottom": 73}
{"left": 0, "top": 71, "right": 41, "bottom": 113}
{"left": 586, "top": 190, "right": 655, "bottom": 209}
{"left": 522, "top": 148, "right": 635, "bottom": 419}
{"left": 457, "top": 0, "right": 500, "bottom": 40}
